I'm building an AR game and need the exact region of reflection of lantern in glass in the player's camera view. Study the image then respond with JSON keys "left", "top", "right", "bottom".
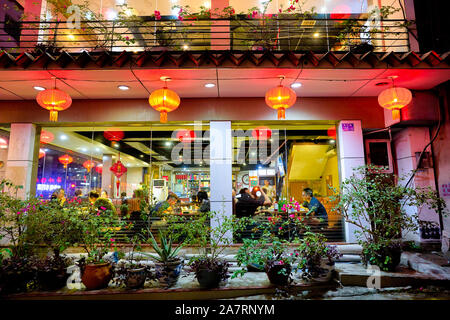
{"left": 265, "top": 85, "right": 297, "bottom": 120}
{"left": 36, "top": 88, "right": 72, "bottom": 122}
{"left": 378, "top": 86, "right": 412, "bottom": 121}
{"left": 41, "top": 177, "right": 47, "bottom": 183}
{"left": 83, "top": 160, "right": 96, "bottom": 173}
{"left": 40, "top": 130, "right": 54, "bottom": 144}
{"left": 327, "top": 127, "right": 337, "bottom": 139}
{"left": 95, "top": 164, "right": 103, "bottom": 174}
{"left": 104, "top": 129, "right": 124, "bottom": 147}
{"left": 39, "top": 149, "right": 46, "bottom": 159}
{"left": 58, "top": 154, "right": 73, "bottom": 169}
{"left": 110, "top": 153, "right": 127, "bottom": 197}
{"left": 57, "top": 177, "right": 62, "bottom": 183}
{"left": 0, "top": 137, "right": 8, "bottom": 149}
{"left": 149, "top": 84, "right": 180, "bottom": 123}
{"left": 252, "top": 126, "right": 272, "bottom": 140}
{"left": 176, "top": 129, "right": 196, "bottom": 143}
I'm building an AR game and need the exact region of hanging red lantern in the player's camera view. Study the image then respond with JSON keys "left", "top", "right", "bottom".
{"left": 110, "top": 153, "right": 127, "bottom": 197}
{"left": 83, "top": 160, "right": 96, "bottom": 173}
{"left": 40, "top": 130, "right": 54, "bottom": 144}
{"left": 149, "top": 85, "right": 180, "bottom": 123}
{"left": 58, "top": 154, "right": 73, "bottom": 169}
{"left": 327, "top": 127, "right": 337, "bottom": 139}
{"left": 265, "top": 85, "right": 297, "bottom": 120}
{"left": 378, "top": 86, "right": 412, "bottom": 121}
{"left": 252, "top": 126, "right": 272, "bottom": 140}
{"left": 176, "top": 129, "right": 196, "bottom": 143}
{"left": 95, "top": 164, "right": 103, "bottom": 174}
{"left": 104, "top": 129, "right": 125, "bottom": 143}
{"left": 41, "top": 177, "right": 47, "bottom": 183}
{"left": 39, "top": 149, "right": 46, "bottom": 159}
{"left": 56, "top": 177, "right": 62, "bottom": 183}
{"left": 36, "top": 88, "right": 72, "bottom": 122}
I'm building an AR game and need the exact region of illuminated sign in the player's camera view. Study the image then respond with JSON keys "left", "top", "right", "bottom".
{"left": 36, "top": 184, "right": 62, "bottom": 192}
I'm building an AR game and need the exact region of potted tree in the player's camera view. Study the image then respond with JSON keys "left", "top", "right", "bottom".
{"left": 332, "top": 165, "right": 447, "bottom": 271}
{"left": 139, "top": 230, "right": 184, "bottom": 288}
{"left": 77, "top": 204, "right": 124, "bottom": 290}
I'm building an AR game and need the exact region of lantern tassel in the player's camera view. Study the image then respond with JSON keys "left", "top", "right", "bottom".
{"left": 277, "top": 108, "right": 285, "bottom": 120}
{"left": 116, "top": 180, "right": 120, "bottom": 197}
{"left": 160, "top": 110, "right": 168, "bottom": 123}
{"left": 49, "top": 111, "right": 58, "bottom": 122}
{"left": 392, "top": 109, "right": 401, "bottom": 121}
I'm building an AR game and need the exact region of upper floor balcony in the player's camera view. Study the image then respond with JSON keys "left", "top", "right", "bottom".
{"left": 0, "top": 0, "right": 415, "bottom": 55}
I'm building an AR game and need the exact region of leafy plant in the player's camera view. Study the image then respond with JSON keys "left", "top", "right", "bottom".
{"left": 141, "top": 230, "right": 184, "bottom": 263}
{"left": 330, "top": 165, "right": 447, "bottom": 271}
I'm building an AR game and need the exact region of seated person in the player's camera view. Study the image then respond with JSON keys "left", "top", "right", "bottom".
{"left": 197, "top": 190, "right": 210, "bottom": 213}
{"left": 88, "top": 190, "right": 100, "bottom": 205}
{"left": 302, "top": 188, "right": 328, "bottom": 225}
{"left": 150, "top": 194, "right": 178, "bottom": 216}
{"left": 235, "top": 187, "right": 271, "bottom": 218}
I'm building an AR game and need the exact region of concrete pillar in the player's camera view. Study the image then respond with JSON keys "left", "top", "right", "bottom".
{"left": 126, "top": 167, "right": 143, "bottom": 198}
{"left": 210, "top": 121, "right": 233, "bottom": 244}
{"left": 211, "top": 0, "right": 230, "bottom": 50}
{"left": 0, "top": 147, "right": 8, "bottom": 180}
{"left": 337, "top": 120, "right": 366, "bottom": 243}
{"left": 101, "top": 154, "right": 114, "bottom": 197}
{"left": 393, "top": 127, "right": 440, "bottom": 242}
{"left": 5, "top": 123, "right": 40, "bottom": 199}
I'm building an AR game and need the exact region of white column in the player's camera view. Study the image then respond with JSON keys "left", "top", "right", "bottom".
{"left": 101, "top": 154, "right": 114, "bottom": 197}
{"left": 5, "top": 124, "right": 40, "bottom": 199}
{"left": 337, "top": 120, "right": 366, "bottom": 243}
{"left": 126, "top": 167, "right": 143, "bottom": 198}
{"left": 393, "top": 127, "right": 440, "bottom": 242}
{"left": 209, "top": 121, "right": 233, "bottom": 244}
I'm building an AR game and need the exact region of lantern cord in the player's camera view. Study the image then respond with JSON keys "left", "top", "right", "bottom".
{"left": 45, "top": 69, "right": 89, "bottom": 98}
{"left": 129, "top": 60, "right": 151, "bottom": 94}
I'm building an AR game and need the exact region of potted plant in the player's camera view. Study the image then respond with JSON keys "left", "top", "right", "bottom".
{"left": 167, "top": 210, "right": 248, "bottom": 289}
{"left": 76, "top": 204, "right": 124, "bottom": 290}
{"left": 331, "top": 165, "right": 447, "bottom": 272}
{"left": 113, "top": 234, "right": 152, "bottom": 289}
{"left": 295, "top": 232, "right": 342, "bottom": 282}
{"left": 139, "top": 230, "right": 184, "bottom": 288}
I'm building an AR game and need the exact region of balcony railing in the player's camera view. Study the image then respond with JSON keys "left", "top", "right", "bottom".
{"left": 1, "top": 16, "right": 411, "bottom": 54}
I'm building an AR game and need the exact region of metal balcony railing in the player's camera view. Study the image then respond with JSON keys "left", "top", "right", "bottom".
{"left": 0, "top": 16, "right": 411, "bottom": 53}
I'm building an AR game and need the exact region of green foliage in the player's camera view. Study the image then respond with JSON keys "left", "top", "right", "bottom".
{"left": 140, "top": 230, "right": 183, "bottom": 263}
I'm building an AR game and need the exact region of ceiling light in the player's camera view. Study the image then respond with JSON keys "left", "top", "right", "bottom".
{"left": 165, "top": 141, "right": 172, "bottom": 146}
{"left": 34, "top": 86, "right": 46, "bottom": 91}
{"left": 60, "top": 134, "right": 68, "bottom": 141}
{"left": 182, "top": 45, "right": 189, "bottom": 50}
{"left": 118, "top": 85, "right": 130, "bottom": 90}
{"left": 80, "top": 147, "right": 88, "bottom": 152}
{"left": 313, "top": 32, "right": 320, "bottom": 38}
{"left": 67, "top": 34, "right": 75, "bottom": 40}
{"left": 290, "top": 82, "right": 302, "bottom": 88}
{"left": 205, "top": 83, "right": 215, "bottom": 88}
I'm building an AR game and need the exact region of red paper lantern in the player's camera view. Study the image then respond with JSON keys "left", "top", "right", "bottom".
{"left": 39, "top": 149, "right": 46, "bottom": 159}
{"left": 58, "top": 154, "right": 73, "bottom": 169}
{"left": 57, "top": 177, "right": 62, "bottom": 183}
{"left": 40, "top": 130, "right": 54, "bottom": 144}
{"left": 36, "top": 89, "right": 72, "bottom": 122}
{"left": 378, "top": 86, "right": 412, "bottom": 121}
{"left": 83, "top": 160, "right": 96, "bottom": 173}
{"left": 110, "top": 153, "right": 127, "bottom": 197}
{"left": 41, "top": 177, "right": 47, "bottom": 183}
{"left": 95, "top": 165, "right": 103, "bottom": 174}
{"left": 252, "top": 126, "right": 272, "bottom": 140}
{"left": 176, "top": 129, "right": 196, "bottom": 143}
{"left": 103, "top": 129, "right": 125, "bottom": 142}
{"left": 149, "top": 86, "right": 180, "bottom": 123}
{"left": 327, "top": 127, "right": 337, "bottom": 139}
{"left": 265, "top": 85, "right": 297, "bottom": 120}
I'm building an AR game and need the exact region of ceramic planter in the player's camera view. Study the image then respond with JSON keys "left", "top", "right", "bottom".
{"left": 81, "top": 263, "right": 113, "bottom": 290}
{"left": 125, "top": 268, "right": 147, "bottom": 289}
{"left": 196, "top": 268, "right": 223, "bottom": 289}
{"left": 154, "top": 259, "right": 183, "bottom": 288}
{"left": 308, "top": 258, "right": 335, "bottom": 283}
{"left": 265, "top": 262, "right": 291, "bottom": 286}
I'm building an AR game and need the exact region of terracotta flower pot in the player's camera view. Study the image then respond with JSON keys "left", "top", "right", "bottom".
{"left": 154, "top": 259, "right": 183, "bottom": 288}
{"left": 81, "top": 263, "right": 113, "bottom": 290}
